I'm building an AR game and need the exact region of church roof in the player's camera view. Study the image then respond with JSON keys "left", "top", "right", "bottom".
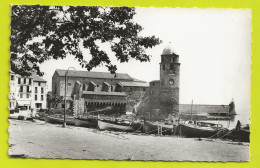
{"left": 55, "top": 69, "right": 134, "bottom": 80}
{"left": 119, "top": 81, "right": 149, "bottom": 87}
{"left": 161, "top": 42, "right": 176, "bottom": 55}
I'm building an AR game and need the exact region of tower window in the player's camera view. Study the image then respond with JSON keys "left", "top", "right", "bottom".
{"left": 162, "top": 57, "right": 164, "bottom": 62}
{"left": 163, "top": 65, "right": 165, "bottom": 70}
{"left": 170, "top": 64, "right": 174, "bottom": 70}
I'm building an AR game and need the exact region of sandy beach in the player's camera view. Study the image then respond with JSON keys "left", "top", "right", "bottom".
{"left": 8, "top": 119, "right": 249, "bottom": 161}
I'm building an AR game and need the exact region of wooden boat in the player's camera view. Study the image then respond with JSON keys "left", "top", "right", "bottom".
{"left": 225, "top": 121, "right": 250, "bottom": 142}
{"left": 178, "top": 121, "right": 223, "bottom": 138}
{"left": 98, "top": 119, "right": 140, "bottom": 132}
{"left": 44, "top": 115, "right": 75, "bottom": 125}
{"left": 144, "top": 121, "right": 178, "bottom": 135}
{"left": 74, "top": 117, "right": 98, "bottom": 128}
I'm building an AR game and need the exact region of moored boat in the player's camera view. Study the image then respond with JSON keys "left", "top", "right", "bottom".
{"left": 74, "top": 117, "right": 98, "bottom": 128}
{"left": 225, "top": 120, "right": 250, "bottom": 142}
{"left": 178, "top": 121, "right": 224, "bottom": 138}
{"left": 98, "top": 119, "right": 140, "bottom": 132}
{"left": 44, "top": 115, "right": 75, "bottom": 125}
{"left": 144, "top": 121, "right": 178, "bottom": 135}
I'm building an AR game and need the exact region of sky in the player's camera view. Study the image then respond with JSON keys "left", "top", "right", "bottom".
{"left": 39, "top": 7, "right": 252, "bottom": 122}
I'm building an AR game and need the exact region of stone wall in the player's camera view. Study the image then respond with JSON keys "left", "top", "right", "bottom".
{"left": 125, "top": 91, "right": 149, "bottom": 113}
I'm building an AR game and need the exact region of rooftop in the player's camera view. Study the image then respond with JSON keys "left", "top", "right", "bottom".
{"left": 32, "top": 74, "right": 47, "bottom": 82}
{"left": 119, "top": 81, "right": 149, "bottom": 87}
{"left": 55, "top": 69, "right": 134, "bottom": 80}
{"left": 82, "top": 91, "right": 126, "bottom": 96}
{"left": 162, "top": 42, "right": 176, "bottom": 55}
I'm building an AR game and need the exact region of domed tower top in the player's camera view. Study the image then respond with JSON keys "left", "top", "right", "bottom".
{"left": 161, "top": 42, "right": 176, "bottom": 55}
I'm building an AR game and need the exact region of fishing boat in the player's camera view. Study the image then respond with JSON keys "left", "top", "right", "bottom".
{"left": 225, "top": 120, "right": 250, "bottom": 142}
{"left": 98, "top": 119, "right": 141, "bottom": 132}
{"left": 143, "top": 121, "right": 178, "bottom": 135}
{"left": 44, "top": 115, "right": 75, "bottom": 125}
{"left": 178, "top": 121, "right": 224, "bottom": 138}
{"left": 74, "top": 117, "right": 98, "bottom": 128}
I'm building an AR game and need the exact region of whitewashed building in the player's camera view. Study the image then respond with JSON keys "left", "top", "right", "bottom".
{"left": 9, "top": 72, "right": 47, "bottom": 113}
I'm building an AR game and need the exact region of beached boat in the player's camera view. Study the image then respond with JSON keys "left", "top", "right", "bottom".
{"left": 74, "top": 117, "right": 98, "bottom": 128}
{"left": 225, "top": 121, "right": 250, "bottom": 142}
{"left": 44, "top": 115, "right": 75, "bottom": 125}
{"left": 178, "top": 121, "right": 224, "bottom": 138}
{"left": 144, "top": 121, "right": 178, "bottom": 135}
{"left": 98, "top": 119, "right": 141, "bottom": 132}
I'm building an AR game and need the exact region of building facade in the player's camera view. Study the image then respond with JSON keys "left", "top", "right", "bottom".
{"left": 51, "top": 69, "right": 149, "bottom": 115}
{"left": 9, "top": 72, "right": 47, "bottom": 112}
{"left": 149, "top": 43, "right": 180, "bottom": 119}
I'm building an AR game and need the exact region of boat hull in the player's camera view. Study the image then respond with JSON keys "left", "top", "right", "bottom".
{"left": 179, "top": 124, "right": 219, "bottom": 138}
{"left": 74, "top": 118, "right": 98, "bottom": 128}
{"left": 44, "top": 115, "right": 75, "bottom": 125}
{"left": 144, "top": 122, "right": 178, "bottom": 135}
{"left": 98, "top": 120, "right": 136, "bottom": 132}
{"left": 226, "top": 129, "right": 250, "bottom": 142}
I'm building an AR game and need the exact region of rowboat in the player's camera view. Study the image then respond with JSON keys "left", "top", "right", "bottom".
{"left": 74, "top": 117, "right": 98, "bottom": 128}
{"left": 98, "top": 119, "right": 140, "bottom": 132}
{"left": 178, "top": 121, "right": 223, "bottom": 138}
{"left": 44, "top": 115, "right": 75, "bottom": 125}
{"left": 144, "top": 121, "right": 178, "bottom": 135}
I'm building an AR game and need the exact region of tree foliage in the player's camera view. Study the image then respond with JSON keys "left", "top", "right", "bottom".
{"left": 47, "top": 94, "right": 64, "bottom": 108}
{"left": 10, "top": 5, "right": 161, "bottom": 76}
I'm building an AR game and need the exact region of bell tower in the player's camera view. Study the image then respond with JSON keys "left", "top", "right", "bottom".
{"left": 159, "top": 43, "right": 180, "bottom": 117}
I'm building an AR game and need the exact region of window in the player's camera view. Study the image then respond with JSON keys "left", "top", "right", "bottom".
{"left": 162, "top": 57, "right": 164, "bottom": 62}
{"left": 27, "top": 86, "right": 30, "bottom": 92}
{"left": 20, "top": 86, "right": 23, "bottom": 92}
{"left": 163, "top": 65, "right": 165, "bottom": 70}
{"left": 26, "top": 94, "right": 29, "bottom": 98}
{"left": 11, "top": 75, "right": 14, "bottom": 81}
{"left": 143, "top": 88, "right": 146, "bottom": 91}
{"left": 24, "top": 78, "right": 26, "bottom": 84}
{"left": 170, "top": 63, "right": 174, "bottom": 70}
{"left": 35, "top": 87, "right": 37, "bottom": 93}
{"left": 18, "top": 78, "right": 21, "bottom": 84}
{"left": 54, "top": 84, "right": 57, "bottom": 94}
{"left": 41, "top": 87, "right": 44, "bottom": 94}
{"left": 62, "top": 104, "right": 65, "bottom": 108}
{"left": 29, "top": 79, "right": 32, "bottom": 85}
{"left": 35, "top": 95, "right": 37, "bottom": 100}
{"left": 82, "top": 84, "right": 85, "bottom": 90}
{"left": 41, "top": 95, "right": 43, "bottom": 101}
{"left": 111, "top": 86, "right": 113, "bottom": 92}
{"left": 20, "top": 93, "right": 23, "bottom": 98}
{"left": 38, "top": 82, "right": 41, "bottom": 86}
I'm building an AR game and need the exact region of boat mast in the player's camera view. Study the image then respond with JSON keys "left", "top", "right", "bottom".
{"left": 190, "top": 99, "right": 193, "bottom": 121}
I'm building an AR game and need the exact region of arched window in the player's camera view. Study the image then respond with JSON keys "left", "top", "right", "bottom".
{"left": 111, "top": 86, "right": 113, "bottom": 92}
{"left": 170, "top": 63, "right": 174, "bottom": 70}
{"left": 82, "top": 84, "right": 86, "bottom": 91}
{"left": 163, "top": 65, "right": 165, "bottom": 70}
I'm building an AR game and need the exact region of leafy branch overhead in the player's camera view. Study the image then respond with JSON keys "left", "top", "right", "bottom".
{"left": 10, "top": 5, "right": 162, "bottom": 76}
